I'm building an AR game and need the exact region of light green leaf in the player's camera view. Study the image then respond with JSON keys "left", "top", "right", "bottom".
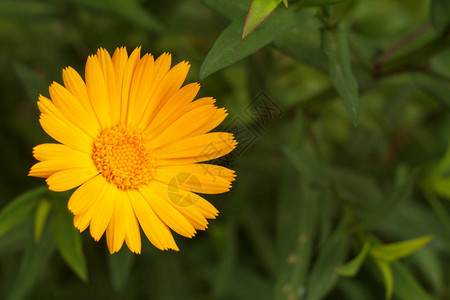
{"left": 304, "top": 217, "right": 350, "bottom": 300}
{"left": 242, "top": 0, "right": 282, "bottom": 39}
{"left": 0, "top": 186, "right": 47, "bottom": 236}
{"left": 370, "top": 235, "right": 433, "bottom": 262}
{"left": 34, "top": 199, "right": 51, "bottom": 243}
{"left": 7, "top": 220, "right": 56, "bottom": 300}
{"left": 430, "top": 0, "right": 450, "bottom": 34}
{"left": 52, "top": 194, "right": 88, "bottom": 282}
{"left": 336, "top": 240, "right": 371, "bottom": 277}
{"left": 299, "top": 0, "right": 350, "bottom": 6}
{"left": 323, "top": 24, "right": 360, "bottom": 125}
{"left": 200, "top": 7, "right": 316, "bottom": 79}
{"left": 374, "top": 260, "right": 393, "bottom": 300}
{"left": 283, "top": 0, "right": 288, "bottom": 7}
{"left": 108, "top": 248, "right": 135, "bottom": 291}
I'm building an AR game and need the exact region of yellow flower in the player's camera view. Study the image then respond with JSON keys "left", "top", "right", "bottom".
{"left": 29, "top": 47, "right": 237, "bottom": 254}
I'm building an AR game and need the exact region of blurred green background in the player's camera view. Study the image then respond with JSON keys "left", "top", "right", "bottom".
{"left": 1, "top": 0, "right": 450, "bottom": 299}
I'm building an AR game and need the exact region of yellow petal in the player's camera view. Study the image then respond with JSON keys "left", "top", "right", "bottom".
{"left": 89, "top": 181, "right": 116, "bottom": 241}
{"left": 49, "top": 82, "right": 99, "bottom": 138}
{"left": 68, "top": 174, "right": 105, "bottom": 215}
{"left": 156, "top": 132, "right": 237, "bottom": 164}
{"left": 38, "top": 96, "right": 93, "bottom": 154}
{"left": 46, "top": 166, "right": 98, "bottom": 192}
{"left": 120, "top": 47, "right": 141, "bottom": 124}
{"left": 111, "top": 47, "right": 129, "bottom": 124}
{"left": 96, "top": 48, "right": 119, "bottom": 125}
{"left": 29, "top": 153, "right": 94, "bottom": 178}
{"left": 123, "top": 196, "right": 142, "bottom": 254}
{"left": 106, "top": 190, "right": 127, "bottom": 254}
{"left": 127, "top": 189, "right": 178, "bottom": 251}
{"left": 194, "top": 197, "right": 219, "bottom": 219}
{"left": 138, "top": 57, "right": 191, "bottom": 128}
{"left": 32, "top": 143, "right": 88, "bottom": 162}
{"left": 176, "top": 206, "right": 209, "bottom": 231}
{"left": 127, "top": 54, "right": 155, "bottom": 127}
{"left": 139, "top": 183, "right": 196, "bottom": 238}
{"left": 85, "top": 55, "right": 112, "bottom": 129}
{"left": 153, "top": 164, "right": 235, "bottom": 194}
{"left": 144, "top": 82, "right": 200, "bottom": 135}
{"left": 62, "top": 66, "right": 100, "bottom": 134}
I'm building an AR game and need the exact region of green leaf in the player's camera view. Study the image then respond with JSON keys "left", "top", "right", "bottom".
{"left": 299, "top": 0, "right": 351, "bottom": 6}
{"left": 7, "top": 220, "right": 56, "bottom": 300}
{"left": 108, "top": 248, "right": 135, "bottom": 291}
{"left": 370, "top": 235, "right": 433, "bottom": 262}
{"left": 374, "top": 260, "right": 393, "bottom": 300}
{"left": 336, "top": 240, "right": 371, "bottom": 277}
{"left": 51, "top": 194, "right": 88, "bottom": 282}
{"left": 200, "top": 7, "right": 316, "bottom": 79}
{"left": 304, "top": 217, "right": 350, "bottom": 300}
{"left": 0, "top": 0, "right": 59, "bottom": 19}
{"left": 275, "top": 171, "right": 321, "bottom": 300}
{"left": 323, "top": 24, "right": 360, "bottom": 125}
{"left": 0, "top": 186, "right": 47, "bottom": 236}
{"left": 391, "top": 261, "right": 433, "bottom": 300}
{"left": 414, "top": 73, "right": 450, "bottom": 109}
{"left": 242, "top": 0, "right": 282, "bottom": 39}
{"left": 68, "top": 0, "right": 162, "bottom": 32}
{"left": 13, "top": 62, "right": 48, "bottom": 106}
{"left": 34, "top": 199, "right": 51, "bottom": 243}
{"left": 430, "top": 0, "right": 450, "bottom": 34}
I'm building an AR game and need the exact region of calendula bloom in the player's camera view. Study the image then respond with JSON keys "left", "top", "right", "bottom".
{"left": 29, "top": 47, "right": 237, "bottom": 254}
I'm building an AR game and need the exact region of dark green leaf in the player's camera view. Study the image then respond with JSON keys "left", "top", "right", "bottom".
{"left": 200, "top": 7, "right": 316, "bottom": 79}
{"left": 336, "top": 240, "right": 371, "bottom": 277}
{"left": 323, "top": 24, "right": 360, "bottom": 125}
{"left": 52, "top": 195, "right": 88, "bottom": 282}
{"left": 430, "top": 0, "right": 450, "bottom": 34}
{"left": 0, "top": 186, "right": 47, "bottom": 236}
{"left": 7, "top": 220, "right": 56, "bottom": 300}
{"left": 108, "top": 248, "right": 135, "bottom": 291}
{"left": 13, "top": 62, "right": 48, "bottom": 107}
{"left": 304, "top": 217, "right": 350, "bottom": 300}
{"left": 242, "top": 0, "right": 282, "bottom": 39}
{"left": 392, "top": 261, "right": 433, "bottom": 300}
{"left": 414, "top": 73, "right": 450, "bottom": 109}
{"left": 68, "top": 0, "right": 162, "bottom": 31}
{"left": 300, "top": 0, "right": 350, "bottom": 6}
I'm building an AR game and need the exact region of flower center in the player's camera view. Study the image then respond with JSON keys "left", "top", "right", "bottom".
{"left": 92, "top": 126, "right": 156, "bottom": 190}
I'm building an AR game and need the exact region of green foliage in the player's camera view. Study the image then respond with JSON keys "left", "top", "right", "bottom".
{"left": 1, "top": 0, "right": 450, "bottom": 299}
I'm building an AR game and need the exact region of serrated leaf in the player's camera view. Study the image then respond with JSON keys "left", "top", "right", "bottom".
{"left": 200, "top": 7, "right": 315, "bottom": 79}
{"left": 430, "top": 0, "right": 450, "bottom": 34}
{"left": 323, "top": 24, "right": 360, "bottom": 125}
{"left": 7, "top": 221, "right": 56, "bottom": 300}
{"left": 0, "top": 186, "right": 47, "bottom": 236}
{"left": 109, "top": 248, "right": 135, "bottom": 291}
{"left": 34, "top": 199, "right": 51, "bottom": 243}
{"left": 370, "top": 235, "right": 433, "bottom": 262}
{"left": 299, "top": 0, "right": 350, "bottom": 6}
{"left": 52, "top": 195, "right": 87, "bottom": 282}
{"left": 242, "top": 0, "right": 282, "bottom": 39}
{"left": 336, "top": 240, "right": 371, "bottom": 277}
{"left": 374, "top": 260, "right": 393, "bottom": 300}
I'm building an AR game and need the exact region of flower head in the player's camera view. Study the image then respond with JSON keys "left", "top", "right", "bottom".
{"left": 29, "top": 47, "right": 237, "bottom": 254}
